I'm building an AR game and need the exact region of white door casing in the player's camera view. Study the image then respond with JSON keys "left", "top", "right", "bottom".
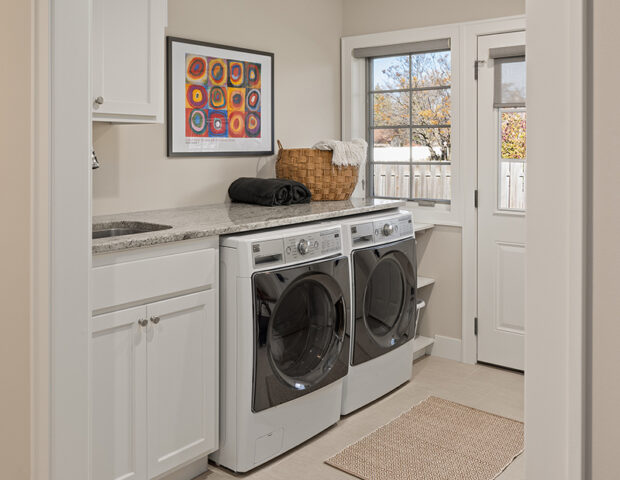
{"left": 146, "top": 290, "right": 218, "bottom": 478}
{"left": 476, "top": 31, "right": 526, "bottom": 370}
{"left": 91, "top": 306, "right": 148, "bottom": 480}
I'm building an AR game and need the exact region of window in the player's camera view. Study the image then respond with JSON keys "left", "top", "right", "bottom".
{"left": 367, "top": 45, "right": 452, "bottom": 204}
{"left": 493, "top": 52, "right": 526, "bottom": 211}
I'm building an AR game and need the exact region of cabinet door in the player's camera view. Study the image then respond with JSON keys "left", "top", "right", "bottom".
{"left": 146, "top": 290, "right": 217, "bottom": 478}
{"left": 92, "top": 306, "right": 148, "bottom": 480}
{"left": 92, "top": 0, "right": 165, "bottom": 122}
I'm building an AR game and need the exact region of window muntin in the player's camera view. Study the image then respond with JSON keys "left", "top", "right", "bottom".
{"left": 368, "top": 49, "right": 452, "bottom": 203}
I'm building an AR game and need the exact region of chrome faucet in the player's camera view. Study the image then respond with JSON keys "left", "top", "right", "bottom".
{"left": 91, "top": 150, "right": 100, "bottom": 169}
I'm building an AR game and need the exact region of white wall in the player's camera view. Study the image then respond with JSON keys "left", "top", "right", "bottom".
{"left": 93, "top": 0, "right": 344, "bottom": 215}
{"left": 416, "top": 226, "right": 462, "bottom": 339}
{"left": 0, "top": 0, "right": 31, "bottom": 477}
{"left": 591, "top": 0, "right": 620, "bottom": 477}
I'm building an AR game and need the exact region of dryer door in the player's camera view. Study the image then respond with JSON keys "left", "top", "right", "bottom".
{"left": 252, "top": 256, "right": 350, "bottom": 412}
{"left": 352, "top": 238, "right": 417, "bottom": 365}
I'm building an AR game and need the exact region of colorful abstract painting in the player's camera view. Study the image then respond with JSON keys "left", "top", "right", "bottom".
{"left": 184, "top": 55, "right": 262, "bottom": 139}
{"left": 168, "top": 37, "right": 273, "bottom": 156}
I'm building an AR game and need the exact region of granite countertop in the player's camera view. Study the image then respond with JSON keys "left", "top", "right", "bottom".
{"left": 92, "top": 198, "right": 405, "bottom": 254}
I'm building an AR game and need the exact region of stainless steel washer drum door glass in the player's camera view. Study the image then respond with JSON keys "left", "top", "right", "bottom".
{"left": 352, "top": 237, "right": 417, "bottom": 366}
{"left": 252, "top": 256, "right": 350, "bottom": 412}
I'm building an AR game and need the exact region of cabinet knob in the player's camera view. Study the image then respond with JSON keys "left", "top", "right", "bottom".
{"left": 150, "top": 316, "right": 160, "bottom": 324}
{"left": 138, "top": 318, "right": 148, "bottom": 327}
{"left": 94, "top": 96, "right": 104, "bottom": 105}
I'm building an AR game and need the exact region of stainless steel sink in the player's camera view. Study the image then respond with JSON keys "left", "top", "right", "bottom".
{"left": 92, "top": 221, "right": 172, "bottom": 239}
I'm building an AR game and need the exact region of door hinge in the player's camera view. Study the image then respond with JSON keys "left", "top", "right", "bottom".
{"left": 474, "top": 189, "right": 478, "bottom": 208}
{"left": 474, "top": 60, "right": 485, "bottom": 80}
{"left": 474, "top": 317, "right": 478, "bottom": 336}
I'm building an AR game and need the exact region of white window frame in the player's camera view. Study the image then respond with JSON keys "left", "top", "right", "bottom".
{"left": 342, "top": 23, "right": 461, "bottom": 225}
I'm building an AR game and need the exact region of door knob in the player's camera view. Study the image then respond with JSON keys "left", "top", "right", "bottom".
{"left": 138, "top": 318, "right": 148, "bottom": 327}
{"left": 94, "top": 96, "right": 104, "bottom": 105}
{"left": 150, "top": 316, "right": 160, "bottom": 324}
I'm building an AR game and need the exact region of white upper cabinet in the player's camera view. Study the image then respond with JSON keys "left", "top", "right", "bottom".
{"left": 92, "top": 0, "right": 166, "bottom": 123}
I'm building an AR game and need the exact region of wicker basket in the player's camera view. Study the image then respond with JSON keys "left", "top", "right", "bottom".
{"left": 275, "top": 140, "right": 359, "bottom": 201}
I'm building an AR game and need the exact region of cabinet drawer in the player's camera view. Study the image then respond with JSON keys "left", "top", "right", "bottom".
{"left": 92, "top": 248, "right": 216, "bottom": 312}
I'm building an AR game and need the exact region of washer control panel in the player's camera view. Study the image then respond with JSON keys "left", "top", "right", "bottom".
{"left": 284, "top": 228, "right": 341, "bottom": 262}
{"left": 372, "top": 214, "right": 414, "bottom": 240}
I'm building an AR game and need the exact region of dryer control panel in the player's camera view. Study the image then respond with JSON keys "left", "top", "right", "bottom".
{"left": 372, "top": 214, "right": 414, "bottom": 241}
{"left": 284, "top": 228, "right": 341, "bottom": 262}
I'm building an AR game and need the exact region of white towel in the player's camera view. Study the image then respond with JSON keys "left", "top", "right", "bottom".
{"left": 312, "top": 139, "right": 367, "bottom": 167}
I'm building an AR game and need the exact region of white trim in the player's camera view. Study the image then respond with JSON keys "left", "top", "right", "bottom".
{"left": 429, "top": 335, "right": 462, "bottom": 362}
{"left": 41, "top": 0, "right": 93, "bottom": 478}
{"left": 525, "top": 0, "right": 586, "bottom": 477}
{"left": 32, "top": 0, "right": 51, "bottom": 477}
{"left": 459, "top": 16, "right": 526, "bottom": 366}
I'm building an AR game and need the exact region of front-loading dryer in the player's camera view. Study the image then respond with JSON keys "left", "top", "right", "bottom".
{"left": 339, "top": 210, "right": 417, "bottom": 414}
{"left": 211, "top": 223, "right": 350, "bottom": 472}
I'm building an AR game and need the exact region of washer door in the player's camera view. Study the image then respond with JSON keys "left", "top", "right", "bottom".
{"left": 252, "top": 257, "right": 350, "bottom": 412}
{"left": 352, "top": 238, "right": 417, "bottom": 365}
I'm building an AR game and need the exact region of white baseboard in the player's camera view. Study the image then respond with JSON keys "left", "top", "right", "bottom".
{"left": 429, "top": 335, "right": 462, "bottom": 362}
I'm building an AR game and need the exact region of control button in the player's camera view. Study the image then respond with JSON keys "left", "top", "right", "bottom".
{"left": 297, "top": 239, "right": 309, "bottom": 255}
{"left": 286, "top": 246, "right": 292, "bottom": 254}
{"left": 383, "top": 223, "right": 394, "bottom": 236}
{"left": 375, "top": 229, "right": 380, "bottom": 236}
{"left": 314, "top": 241, "right": 319, "bottom": 248}
{"left": 395, "top": 225, "right": 399, "bottom": 232}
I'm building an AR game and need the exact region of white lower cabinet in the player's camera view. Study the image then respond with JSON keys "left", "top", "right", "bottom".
{"left": 92, "top": 306, "right": 148, "bottom": 480}
{"left": 147, "top": 291, "right": 218, "bottom": 478}
{"left": 91, "top": 242, "right": 218, "bottom": 480}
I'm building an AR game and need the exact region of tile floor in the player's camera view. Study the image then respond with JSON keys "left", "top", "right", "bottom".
{"left": 200, "top": 355, "right": 524, "bottom": 480}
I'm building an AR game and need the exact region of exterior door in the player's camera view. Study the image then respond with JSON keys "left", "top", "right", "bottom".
{"left": 146, "top": 290, "right": 217, "bottom": 478}
{"left": 91, "top": 306, "right": 148, "bottom": 480}
{"left": 477, "top": 31, "right": 527, "bottom": 370}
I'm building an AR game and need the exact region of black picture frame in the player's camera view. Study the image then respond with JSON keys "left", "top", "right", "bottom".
{"left": 166, "top": 36, "right": 274, "bottom": 157}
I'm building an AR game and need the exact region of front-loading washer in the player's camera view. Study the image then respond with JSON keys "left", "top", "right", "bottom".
{"left": 211, "top": 223, "right": 350, "bottom": 472}
{"left": 339, "top": 210, "right": 417, "bottom": 415}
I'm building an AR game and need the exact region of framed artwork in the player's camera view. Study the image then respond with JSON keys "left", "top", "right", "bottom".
{"left": 167, "top": 37, "right": 274, "bottom": 157}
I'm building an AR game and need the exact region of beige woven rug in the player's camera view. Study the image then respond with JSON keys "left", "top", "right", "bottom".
{"left": 326, "top": 396, "right": 523, "bottom": 480}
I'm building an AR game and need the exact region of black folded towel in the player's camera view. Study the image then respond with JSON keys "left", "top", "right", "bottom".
{"left": 290, "top": 180, "right": 311, "bottom": 204}
{"left": 228, "top": 178, "right": 311, "bottom": 206}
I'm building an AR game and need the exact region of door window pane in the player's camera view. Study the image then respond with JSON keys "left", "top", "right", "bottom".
{"left": 501, "top": 110, "right": 526, "bottom": 159}
{"left": 499, "top": 161, "right": 526, "bottom": 210}
{"left": 498, "top": 108, "right": 526, "bottom": 210}
{"left": 494, "top": 57, "right": 526, "bottom": 107}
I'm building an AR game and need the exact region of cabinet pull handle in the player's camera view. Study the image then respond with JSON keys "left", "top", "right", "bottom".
{"left": 94, "top": 96, "right": 104, "bottom": 105}
{"left": 150, "top": 316, "right": 160, "bottom": 324}
{"left": 138, "top": 318, "right": 148, "bottom": 327}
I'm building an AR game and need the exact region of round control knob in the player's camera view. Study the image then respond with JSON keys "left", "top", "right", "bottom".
{"left": 383, "top": 223, "right": 394, "bottom": 236}
{"left": 297, "top": 239, "right": 309, "bottom": 255}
